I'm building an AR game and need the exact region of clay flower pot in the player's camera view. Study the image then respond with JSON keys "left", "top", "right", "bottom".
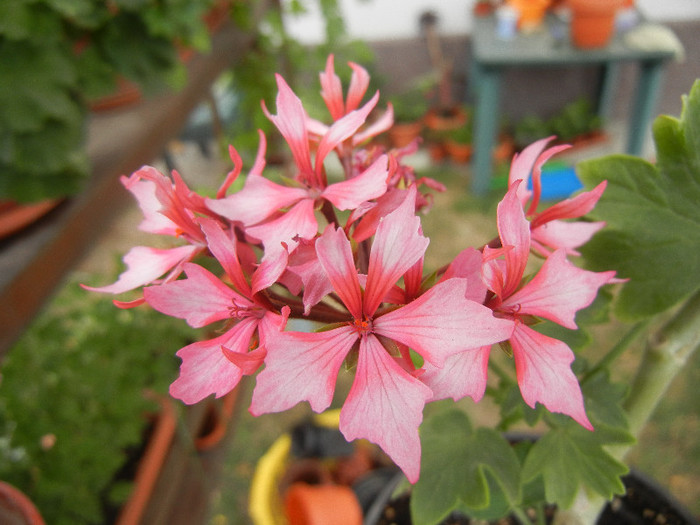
{"left": 509, "top": 0, "right": 552, "bottom": 32}
{"left": 568, "top": 0, "right": 624, "bottom": 49}
{"left": 0, "top": 482, "right": 45, "bottom": 525}
{"left": 388, "top": 121, "right": 423, "bottom": 149}
{"left": 0, "top": 199, "right": 62, "bottom": 240}
{"left": 445, "top": 140, "right": 473, "bottom": 164}
{"left": 284, "top": 483, "right": 363, "bottom": 525}
{"left": 423, "top": 106, "right": 468, "bottom": 133}
{"left": 115, "top": 392, "right": 177, "bottom": 525}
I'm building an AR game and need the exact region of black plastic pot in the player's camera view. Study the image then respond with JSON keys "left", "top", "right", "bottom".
{"left": 364, "top": 469, "right": 699, "bottom": 525}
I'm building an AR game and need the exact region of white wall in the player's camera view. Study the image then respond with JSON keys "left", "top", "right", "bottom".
{"left": 283, "top": 0, "right": 700, "bottom": 44}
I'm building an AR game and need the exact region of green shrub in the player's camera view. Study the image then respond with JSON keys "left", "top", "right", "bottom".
{"left": 0, "top": 273, "right": 195, "bottom": 524}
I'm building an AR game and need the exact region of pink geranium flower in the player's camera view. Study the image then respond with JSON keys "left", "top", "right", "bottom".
{"left": 207, "top": 74, "right": 390, "bottom": 289}
{"left": 143, "top": 218, "right": 286, "bottom": 404}
{"left": 81, "top": 166, "right": 209, "bottom": 303}
{"left": 482, "top": 182, "right": 618, "bottom": 429}
{"left": 250, "top": 188, "right": 512, "bottom": 482}
{"left": 509, "top": 137, "right": 608, "bottom": 256}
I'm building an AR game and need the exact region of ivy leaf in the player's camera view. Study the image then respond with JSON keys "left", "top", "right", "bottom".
{"left": 522, "top": 422, "right": 634, "bottom": 509}
{"left": 579, "top": 80, "right": 700, "bottom": 320}
{"left": 411, "top": 408, "right": 522, "bottom": 525}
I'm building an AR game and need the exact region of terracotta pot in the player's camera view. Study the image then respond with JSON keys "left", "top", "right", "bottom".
{"left": 194, "top": 388, "right": 239, "bottom": 451}
{"left": 0, "top": 199, "right": 62, "bottom": 240}
{"left": 284, "top": 483, "right": 363, "bottom": 525}
{"left": 568, "top": 0, "right": 623, "bottom": 49}
{"left": 115, "top": 392, "right": 177, "bottom": 525}
{"left": 0, "top": 482, "right": 45, "bottom": 525}
{"left": 89, "top": 77, "right": 142, "bottom": 112}
{"left": 426, "top": 142, "right": 448, "bottom": 163}
{"left": 445, "top": 140, "right": 473, "bottom": 164}
{"left": 509, "top": 0, "right": 552, "bottom": 32}
{"left": 388, "top": 122, "right": 423, "bottom": 149}
{"left": 423, "top": 107, "right": 468, "bottom": 133}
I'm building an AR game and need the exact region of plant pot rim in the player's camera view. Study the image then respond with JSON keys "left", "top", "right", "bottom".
{"left": 115, "top": 391, "right": 178, "bottom": 525}
{"left": 0, "top": 481, "right": 46, "bottom": 525}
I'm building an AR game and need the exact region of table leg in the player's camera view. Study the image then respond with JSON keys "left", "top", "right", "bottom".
{"left": 597, "top": 62, "right": 620, "bottom": 122}
{"left": 627, "top": 59, "right": 665, "bottom": 156}
{"left": 471, "top": 66, "right": 502, "bottom": 195}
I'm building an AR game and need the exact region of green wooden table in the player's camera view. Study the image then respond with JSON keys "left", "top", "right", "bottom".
{"left": 469, "top": 12, "right": 678, "bottom": 194}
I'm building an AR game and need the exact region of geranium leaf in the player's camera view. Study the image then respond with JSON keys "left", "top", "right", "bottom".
{"left": 522, "top": 423, "right": 634, "bottom": 509}
{"left": 578, "top": 81, "right": 700, "bottom": 320}
{"left": 581, "top": 369, "right": 630, "bottom": 429}
{"left": 411, "top": 408, "right": 522, "bottom": 525}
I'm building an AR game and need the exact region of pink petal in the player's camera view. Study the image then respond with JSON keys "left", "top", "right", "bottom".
{"left": 144, "top": 262, "right": 249, "bottom": 328}
{"left": 314, "top": 92, "right": 379, "bottom": 177}
{"left": 481, "top": 246, "right": 509, "bottom": 300}
{"left": 351, "top": 188, "right": 407, "bottom": 242}
{"left": 316, "top": 225, "right": 364, "bottom": 319}
{"left": 223, "top": 345, "right": 267, "bottom": 375}
{"left": 526, "top": 143, "right": 572, "bottom": 215}
{"left": 321, "top": 154, "right": 388, "bottom": 210}
{"left": 531, "top": 181, "right": 607, "bottom": 228}
{"left": 246, "top": 198, "right": 318, "bottom": 250}
{"left": 206, "top": 174, "right": 308, "bottom": 226}
{"left": 305, "top": 116, "right": 330, "bottom": 138}
{"left": 504, "top": 249, "right": 616, "bottom": 329}
{"left": 346, "top": 61, "right": 370, "bottom": 113}
{"left": 286, "top": 241, "right": 334, "bottom": 314}
{"left": 245, "top": 199, "right": 318, "bottom": 294}
{"left": 319, "top": 54, "right": 345, "bottom": 120}
{"left": 508, "top": 137, "right": 553, "bottom": 205}
{"left": 510, "top": 324, "right": 592, "bottom": 430}
{"left": 250, "top": 326, "right": 358, "bottom": 415}
{"left": 531, "top": 219, "right": 606, "bottom": 257}
{"left": 403, "top": 256, "right": 424, "bottom": 302}
{"left": 421, "top": 345, "right": 493, "bottom": 402}
{"left": 220, "top": 145, "right": 243, "bottom": 194}
{"left": 169, "top": 319, "right": 258, "bottom": 404}
{"left": 82, "top": 244, "right": 198, "bottom": 294}
{"left": 441, "top": 247, "right": 488, "bottom": 304}
{"left": 122, "top": 171, "right": 179, "bottom": 236}
{"left": 374, "top": 279, "right": 513, "bottom": 367}
{"left": 364, "top": 186, "right": 428, "bottom": 316}
{"left": 137, "top": 166, "right": 202, "bottom": 241}
{"left": 339, "top": 334, "right": 432, "bottom": 484}
{"left": 497, "top": 182, "right": 531, "bottom": 298}
{"left": 199, "top": 217, "right": 251, "bottom": 296}
{"left": 354, "top": 105, "right": 394, "bottom": 145}
{"left": 251, "top": 249, "right": 289, "bottom": 295}
{"left": 265, "top": 74, "right": 315, "bottom": 180}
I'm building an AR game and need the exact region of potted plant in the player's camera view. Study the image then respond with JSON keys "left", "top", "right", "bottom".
{"left": 0, "top": 273, "right": 194, "bottom": 524}
{"left": 513, "top": 98, "right": 605, "bottom": 152}
{"left": 567, "top": 0, "right": 625, "bottom": 49}
{"left": 82, "top": 57, "right": 700, "bottom": 525}
{"left": 0, "top": 0, "right": 218, "bottom": 205}
{"left": 547, "top": 98, "right": 605, "bottom": 145}
{"left": 444, "top": 124, "right": 474, "bottom": 163}
{"left": 387, "top": 89, "right": 430, "bottom": 149}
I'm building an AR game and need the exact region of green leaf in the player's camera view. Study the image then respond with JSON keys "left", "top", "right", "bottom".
{"left": 411, "top": 409, "right": 522, "bottom": 525}
{"left": 581, "top": 370, "right": 630, "bottom": 429}
{"left": 522, "top": 423, "right": 634, "bottom": 509}
{"left": 579, "top": 80, "right": 700, "bottom": 320}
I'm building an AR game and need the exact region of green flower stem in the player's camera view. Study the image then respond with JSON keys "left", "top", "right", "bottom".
{"left": 554, "top": 288, "right": 700, "bottom": 525}
{"left": 622, "top": 287, "right": 700, "bottom": 436}
{"left": 581, "top": 320, "right": 650, "bottom": 385}
{"left": 511, "top": 506, "right": 534, "bottom": 525}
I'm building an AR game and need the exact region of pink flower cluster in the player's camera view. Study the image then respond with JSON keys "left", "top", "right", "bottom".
{"left": 85, "top": 56, "right": 616, "bottom": 482}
